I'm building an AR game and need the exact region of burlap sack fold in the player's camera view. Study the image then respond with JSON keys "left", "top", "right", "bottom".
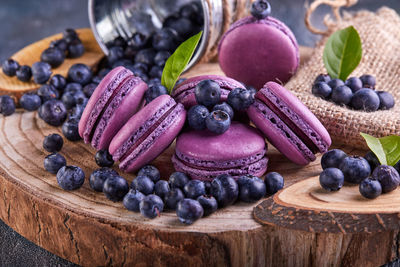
{"left": 286, "top": 7, "right": 400, "bottom": 149}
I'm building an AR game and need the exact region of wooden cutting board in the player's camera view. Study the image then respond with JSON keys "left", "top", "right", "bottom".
{"left": 0, "top": 29, "right": 399, "bottom": 267}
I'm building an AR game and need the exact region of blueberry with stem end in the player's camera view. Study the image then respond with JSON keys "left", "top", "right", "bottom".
{"left": 250, "top": 0, "right": 272, "bottom": 20}
{"left": 38, "top": 100, "right": 67, "bottom": 126}
{"left": 176, "top": 199, "right": 204, "bottom": 225}
{"left": 195, "top": 80, "right": 221, "bottom": 108}
{"left": 56, "top": 165, "right": 85, "bottom": 190}
{"left": 372, "top": 165, "right": 400, "bottom": 193}
{"left": 2, "top": 59, "right": 20, "bottom": 77}
{"left": 212, "top": 102, "right": 234, "bottom": 119}
{"left": 89, "top": 168, "right": 118, "bottom": 192}
{"left": 197, "top": 195, "right": 218, "bottom": 216}
{"left": 206, "top": 110, "right": 231, "bottom": 134}
{"left": 140, "top": 194, "right": 164, "bottom": 219}
{"left": 95, "top": 149, "right": 114, "bottom": 167}
{"left": 44, "top": 153, "right": 66, "bottom": 174}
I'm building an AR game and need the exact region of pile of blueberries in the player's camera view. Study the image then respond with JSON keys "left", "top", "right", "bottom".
{"left": 319, "top": 148, "right": 400, "bottom": 199}
{"left": 187, "top": 79, "right": 256, "bottom": 134}
{"left": 312, "top": 74, "right": 395, "bottom": 112}
{"left": 42, "top": 131, "right": 285, "bottom": 224}
{"left": 2, "top": 28, "right": 84, "bottom": 83}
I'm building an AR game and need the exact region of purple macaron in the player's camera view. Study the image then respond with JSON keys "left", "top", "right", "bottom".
{"left": 79, "top": 66, "right": 147, "bottom": 150}
{"left": 247, "top": 82, "right": 331, "bottom": 165}
{"left": 172, "top": 122, "right": 268, "bottom": 181}
{"left": 172, "top": 75, "right": 245, "bottom": 108}
{"left": 218, "top": 16, "right": 299, "bottom": 89}
{"left": 109, "top": 95, "right": 186, "bottom": 173}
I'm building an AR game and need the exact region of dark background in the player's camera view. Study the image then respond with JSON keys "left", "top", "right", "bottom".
{"left": 0, "top": 0, "right": 399, "bottom": 266}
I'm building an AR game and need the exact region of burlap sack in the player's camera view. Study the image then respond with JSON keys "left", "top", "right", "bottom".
{"left": 286, "top": 6, "right": 400, "bottom": 149}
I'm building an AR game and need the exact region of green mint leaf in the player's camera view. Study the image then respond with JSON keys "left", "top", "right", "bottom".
{"left": 360, "top": 133, "right": 400, "bottom": 166}
{"left": 323, "top": 26, "right": 362, "bottom": 81}
{"left": 161, "top": 31, "right": 203, "bottom": 93}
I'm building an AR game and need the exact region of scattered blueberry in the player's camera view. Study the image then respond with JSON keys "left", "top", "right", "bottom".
{"left": 204, "top": 181, "right": 212, "bottom": 195}
{"left": 197, "top": 195, "right": 218, "bottom": 216}
{"left": 312, "top": 82, "right": 332, "bottom": 99}
{"left": 62, "top": 91, "right": 78, "bottom": 109}
{"left": 0, "top": 95, "right": 15, "bottom": 116}
{"left": 135, "top": 48, "right": 156, "bottom": 66}
{"left": 212, "top": 102, "right": 234, "bottom": 119}
{"left": 63, "top": 28, "right": 79, "bottom": 43}
{"left": 62, "top": 118, "right": 81, "bottom": 141}
{"left": 164, "top": 188, "right": 185, "bottom": 210}
{"left": 40, "top": 47, "right": 65, "bottom": 68}
{"left": 187, "top": 105, "right": 209, "bottom": 130}
{"left": 64, "top": 82, "right": 83, "bottom": 94}
{"left": 124, "top": 45, "right": 137, "bottom": 60}
{"left": 16, "top": 65, "right": 32, "bottom": 82}
{"left": 154, "top": 51, "right": 171, "bottom": 66}
{"left": 183, "top": 180, "right": 206, "bottom": 199}
{"left": 50, "top": 39, "right": 68, "bottom": 52}
{"left": 95, "top": 149, "right": 114, "bottom": 167}
{"left": 314, "top": 74, "right": 331, "bottom": 84}
{"left": 152, "top": 28, "right": 177, "bottom": 51}
{"left": 83, "top": 83, "right": 97, "bottom": 97}
{"left": 331, "top": 85, "right": 353, "bottom": 106}
{"left": 327, "top": 79, "right": 345, "bottom": 90}
{"left": 377, "top": 91, "right": 395, "bottom": 110}
{"left": 176, "top": 199, "right": 204, "bottom": 225}
{"left": 68, "top": 64, "right": 92, "bottom": 85}
{"left": 364, "top": 151, "right": 380, "bottom": 172}
{"left": 2, "top": 59, "right": 20, "bottom": 77}
{"left": 134, "top": 62, "right": 149, "bottom": 73}
{"left": 210, "top": 174, "right": 239, "bottom": 208}
{"left": 351, "top": 88, "right": 380, "bottom": 112}
{"left": 359, "top": 178, "right": 382, "bottom": 199}
{"left": 227, "top": 87, "right": 254, "bottom": 110}
{"left": 107, "top": 46, "right": 124, "bottom": 65}
{"left": 67, "top": 39, "right": 85, "bottom": 58}
{"left": 131, "top": 175, "right": 154, "bottom": 195}
{"left": 195, "top": 80, "right": 221, "bottom": 108}
{"left": 50, "top": 74, "right": 67, "bottom": 91}
{"left": 144, "top": 84, "right": 168, "bottom": 104}
{"left": 38, "top": 100, "right": 67, "bottom": 126}
{"left": 360, "top": 74, "right": 376, "bottom": 89}
{"left": 139, "top": 194, "right": 164, "bottom": 219}
{"left": 237, "top": 175, "right": 266, "bottom": 202}
{"left": 154, "top": 180, "right": 170, "bottom": 199}
{"left": 38, "top": 84, "right": 59, "bottom": 102}
{"left": 44, "top": 153, "right": 66, "bottom": 174}
{"left": 345, "top": 77, "right": 363, "bottom": 93}
{"left": 319, "top": 168, "right": 344, "bottom": 191}
{"left": 264, "top": 172, "right": 284, "bottom": 195}
{"left": 112, "top": 36, "right": 127, "bottom": 48}
{"left": 89, "top": 167, "right": 118, "bottom": 192}
{"left": 137, "top": 165, "right": 160, "bottom": 183}
{"left": 372, "top": 165, "right": 400, "bottom": 193}
{"left": 32, "top": 62, "right": 52, "bottom": 84}
{"left": 250, "top": 0, "right": 272, "bottom": 20}
{"left": 103, "top": 175, "right": 129, "bottom": 202}
{"left": 321, "top": 149, "right": 347, "bottom": 169}
{"left": 20, "top": 93, "right": 41, "bottom": 111}
{"left": 339, "top": 156, "right": 371, "bottom": 184}
{"left": 130, "top": 32, "right": 149, "bottom": 50}
{"left": 169, "top": 172, "right": 189, "bottom": 189}
{"left": 149, "top": 65, "right": 163, "bottom": 79}
{"left": 56, "top": 165, "right": 85, "bottom": 190}
{"left": 206, "top": 110, "right": 231, "bottom": 134}
{"left": 123, "top": 189, "right": 145, "bottom": 212}
{"left": 43, "top": 133, "right": 63, "bottom": 152}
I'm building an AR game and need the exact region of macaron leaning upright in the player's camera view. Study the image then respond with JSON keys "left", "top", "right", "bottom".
{"left": 218, "top": 0, "right": 299, "bottom": 89}
{"left": 247, "top": 81, "right": 331, "bottom": 165}
{"left": 78, "top": 66, "right": 148, "bottom": 150}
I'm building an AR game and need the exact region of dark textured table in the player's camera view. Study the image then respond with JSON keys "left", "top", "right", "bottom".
{"left": 0, "top": 0, "right": 399, "bottom": 266}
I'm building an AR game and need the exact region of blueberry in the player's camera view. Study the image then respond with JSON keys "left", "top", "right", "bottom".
{"left": 138, "top": 165, "right": 160, "bottom": 183}
{"left": 83, "top": 83, "right": 97, "bottom": 98}
{"left": 19, "top": 93, "right": 41, "bottom": 111}
{"left": 333, "top": 85, "right": 354, "bottom": 107}
{"left": 91, "top": 76, "right": 103, "bottom": 85}
{"left": 319, "top": 168, "right": 344, "bottom": 191}
{"left": 69, "top": 101, "right": 87, "bottom": 120}
{"left": 204, "top": 181, "right": 212, "bottom": 195}
{"left": 149, "top": 65, "right": 163, "bottom": 79}
{"left": 360, "top": 74, "right": 376, "bottom": 89}
{"left": 154, "top": 51, "right": 171, "bottom": 67}
{"left": 154, "top": 180, "right": 170, "bottom": 199}
{"left": 206, "top": 110, "right": 231, "bottom": 134}
{"left": 312, "top": 82, "right": 332, "bottom": 99}
{"left": 130, "top": 32, "right": 149, "bottom": 50}
{"left": 112, "top": 36, "right": 127, "bottom": 48}
{"left": 314, "top": 74, "right": 331, "bottom": 84}
{"left": 89, "top": 167, "right": 118, "bottom": 192}
{"left": 56, "top": 165, "right": 85, "bottom": 190}
{"left": 377, "top": 91, "right": 395, "bottom": 110}
{"left": 210, "top": 174, "right": 238, "bottom": 207}
{"left": 62, "top": 118, "right": 81, "bottom": 141}
{"left": 152, "top": 28, "right": 178, "bottom": 51}
{"left": 16, "top": 65, "right": 32, "bottom": 82}
{"left": 372, "top": 165, "right": 400, "bottom": 193}
{"left": 237, "top": 175, "right": 266, "bottom": 202}
{"left": 50, "top": 74, "right": 67, "bottom": 91}
{"left": 0, "top": 95, "right": 15, "bottom": 116}
{"left": 38, "top": 84, "right": 59, "bottom": 102}
{"left": 97, "top": 68, "right": 111, "bottom": 78}
{"left": 111, "top": 59, "right": 132, "bottom": 69}
{"left": 321, "top": 149, "right": 347, "bottom": 169}
{"left": 32, "top": 62, "right": 52, "bottom": 84}
{"left": 38, "top": 100, "right": 67, "bottom": 126}
{"left": 164, "top": 188, "right": 185, "bottom": 210}
{"left": 227, "top": 87, "right": 254, "bottom": 110}
{"left": 264, "top": 172, "right": 284, "bottom": 195}
{"left": 345, "top": 77, "right": 363, "bottom": 93}
{"left": 64, "top": 82, "right": 83, "bottom": 94}
{"left": 131, "top": 175, "right": 154, "bottom": 195}
{"left": 197, "top": 195, "right": 218, "bottom": 216}
{"left": 107, "top": 46, "right": 124, "bottom": 65}
{"left": 2, "top": 59, "right": 20, "bottom": 76}
{"left": 62, "top": 92, "right": 77, "bottom": 109}
{"left": 95, "top": 149, "right": 114, "bottom": 167}
{"left": 63, "top": 28, "right": 79, "bottom": 43}
{"left": 124, "top": 45, "right": 138, "bottom": 60}
{"left": 350, "top": 88, "right": 380, "bottom": 112}
{"left": 194, "top": 80, "right": 221, "bottom": 107}
{"left": 165, "top": 17, "right": 196, "bottom": 40}
{"left": 183, "top": 180, "right": 206, "bottom": 199}
{"left": 169, "top": 172, "right": 190, "bottom": 189}
{"left": 327, "top": 79, "right": 345, "bottom": 90}
{"left": 180, "top": 2, "right": 201, "bottom": 21}
{"left": 144, "top": 84, "right": 168, "bottom": 104}
{"left": 68, "top": 64, "right": 92, "bottom": 85}
{"left": 140, "top": 194, "right": 164, "bottom": 219}
{"left": 148, "top": 77, "right": 161, "bottom": 87}
{"left": 43, "top": 133, "right": 63, "bottom": 152}
{"left": 123, "top": 189, "right": 145, "bottom": 212}
{"left": 135, "top": 48, "right": 156, "bottom": 66}
{"left": 44, "top": 153, "right": 66, "bottom": 174}
{"left": 339, "top": 156, "right": 371, "bottom": 184}
{"left": 176, "top": 199, "right": 204, "bottom": 224}
{"left": 40, "top": 47, "right": 65, "bottom": 68}
{"left": 67, "top": 39, "right": 85, "bottom": 58}
{"left": 250, "top": 0, "right": 272, "bottom": 20}
{"left": 187, "top": 105, "right": 209, "bottom": 130}
{"left": 133, "top": 62, "right": 149, "bottom": 73}
{"left": 212, "top": 102, "right": 234, "bottom": 119}
{"left": 103, "top": 175, "right": 129, "bottom": 202}
{"left": 50, "top": 39, "right": 68, "bottom": 52}
{"left": 364, "top": 151, "right": 380, "bottom": 171}
{"left": 359, "top": 178, "right": 382, "bottom": 199}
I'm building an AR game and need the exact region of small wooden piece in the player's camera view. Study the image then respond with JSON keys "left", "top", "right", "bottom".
{"left": 0, "top": 28, "right": 104, "bottom": 98}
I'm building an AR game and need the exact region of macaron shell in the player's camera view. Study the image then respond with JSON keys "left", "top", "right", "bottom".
{"left": 218, "top": 16, "right": 299, "bottom": 89}
{"left": 91, "top": 76, "right": 147, "bottom": 150}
